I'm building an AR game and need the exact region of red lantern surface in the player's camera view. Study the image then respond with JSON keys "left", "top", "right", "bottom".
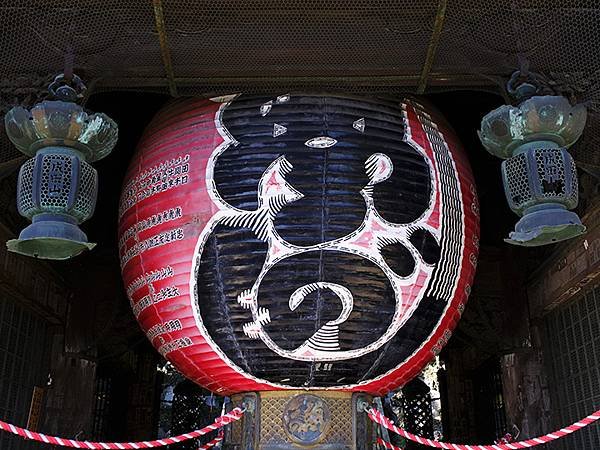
{"left": 118, "top": 94, "right": 479, "bottom": 396}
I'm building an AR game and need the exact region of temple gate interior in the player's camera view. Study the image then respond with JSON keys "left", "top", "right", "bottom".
{"left": 1, "top": 2, "right": 600, "bottom": 449}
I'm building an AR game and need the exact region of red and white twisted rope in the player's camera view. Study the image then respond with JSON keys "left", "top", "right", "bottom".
{"left": 197, "top": 430, "right": 224, "bottom": 449}
{"left": 376, "top": 436, "right": 403, "bottom": 449}
{"left": 0, "top": 407, "right": 244, "bottom": 449}
{"left": 367, "top": 406, "right": 600, "bottom": 449}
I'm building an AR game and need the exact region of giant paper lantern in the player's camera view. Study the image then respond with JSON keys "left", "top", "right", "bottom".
{"left": 118, "top": 94, "right": 479, "bottom": 396}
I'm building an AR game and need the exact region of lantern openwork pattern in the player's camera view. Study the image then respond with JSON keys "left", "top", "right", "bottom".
{"left": 17, "top": 148, "right": 98, "bottom": 223}
{"left": 118, "top": 94, "right": 479, "bottom": 395}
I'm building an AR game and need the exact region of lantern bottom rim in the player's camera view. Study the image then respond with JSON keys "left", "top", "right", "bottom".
{"left": 506, "top": 207, "right": 586, "bottom": 246}
{"left": 7, "top": 237, "right": 96, "bottom": 260}
{"left": 7, "top": 218, "right": 95, "bottom": 259}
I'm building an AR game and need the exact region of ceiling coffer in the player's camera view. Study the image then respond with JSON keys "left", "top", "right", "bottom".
{"left": 479, "top": 76, "right": 587, "bottom": 247}
{"left": 4, "top": 74, "right": 118, "bottom": 260}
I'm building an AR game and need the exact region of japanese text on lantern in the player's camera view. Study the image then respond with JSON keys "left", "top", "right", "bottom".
{"left": 119, "top": 154, "right": 191, "bottom": 218}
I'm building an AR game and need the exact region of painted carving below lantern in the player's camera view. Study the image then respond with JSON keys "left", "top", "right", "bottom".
{"left": 118, "top": 94, "right": 479, "bottom": 395}
{"left": 282, "top": 394, "right": 331, "bottom": 444}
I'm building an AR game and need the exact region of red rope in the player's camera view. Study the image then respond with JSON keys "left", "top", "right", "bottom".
{"left": 197, "top": 430, "right": 224, "bottom": 449}
{"left": 0, "top": 407, "right": 244, "bottom": 449}
{"left": 377, "top": 436, "right": 404, "bottom": 449}
{"left": 367, "top": 406, "right": 600, "bottom": 449}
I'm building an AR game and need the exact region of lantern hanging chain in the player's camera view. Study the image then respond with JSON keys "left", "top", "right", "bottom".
{"left": 364, "top": 404, "right": 600, "bottom": 449}
{"left": 0, "top": 407, "right": 244, "bottom": 448}
{"left": 63, "top": 46, "right": 75, "bottom": 83}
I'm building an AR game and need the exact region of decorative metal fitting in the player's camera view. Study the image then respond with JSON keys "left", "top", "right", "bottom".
{"left": 4, "top": 74, "right": 118, "bottom": 259}
{"left": 479, "top": 94, "right": 587, "bottom": 246}
{"left": 505, "top": 69, "right": 546, "bottom": 102}
{"left": 48, "top": 73, "right": 87, "bottom": 103}
{"left": 356, "top": 398, "right": 371, "bottom": 413}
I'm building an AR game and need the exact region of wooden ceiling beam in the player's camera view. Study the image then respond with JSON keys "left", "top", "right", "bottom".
{"left": 417, "top": 0, "right": 448, "bottom": 94}
{"left": 152, "top": 0, "right": 177, "bottom": 97}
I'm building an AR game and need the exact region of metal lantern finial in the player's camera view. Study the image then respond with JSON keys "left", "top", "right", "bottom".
{"left": 4, "top": 74, "right": 118, "bottom": 259}
{"left": 479, "top": 75, "right": 587, "bottom": 246}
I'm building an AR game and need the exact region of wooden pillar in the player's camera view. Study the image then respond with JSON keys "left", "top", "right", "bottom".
{"left": 42, "top": 333, "right": 97, "bottom": 438}
{"left": 43, "top": 280, "right": 98, "bottom": 438}
{"left": 500, "top": 340, "right": 552, "bottom": 439}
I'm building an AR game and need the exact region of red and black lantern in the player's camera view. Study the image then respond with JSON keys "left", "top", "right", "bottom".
{"left": 118, "top": 94, "right": 479, "bottom": 396}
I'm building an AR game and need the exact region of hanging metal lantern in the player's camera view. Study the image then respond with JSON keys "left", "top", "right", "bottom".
{"left": 479, "top": 93, "right": 587, "bottom": 246}
{"left": 4, "top": 74, "right": 118, "bottom": 259}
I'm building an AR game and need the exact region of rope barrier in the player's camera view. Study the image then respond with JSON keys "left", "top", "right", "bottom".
{"left": 0, "top": 407, "right": 244, "bottom": 449}
{"left": 197, "top": 430, "right": 224, "bottom": 449}
{"left": 4, "top": 397, "right": 599, "bottom": 449}
{"left": 367, "top": 406, "right": 600, "bottom": 449}
{"left": 377, "top": 436, "right": 403, "bottom": 449}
